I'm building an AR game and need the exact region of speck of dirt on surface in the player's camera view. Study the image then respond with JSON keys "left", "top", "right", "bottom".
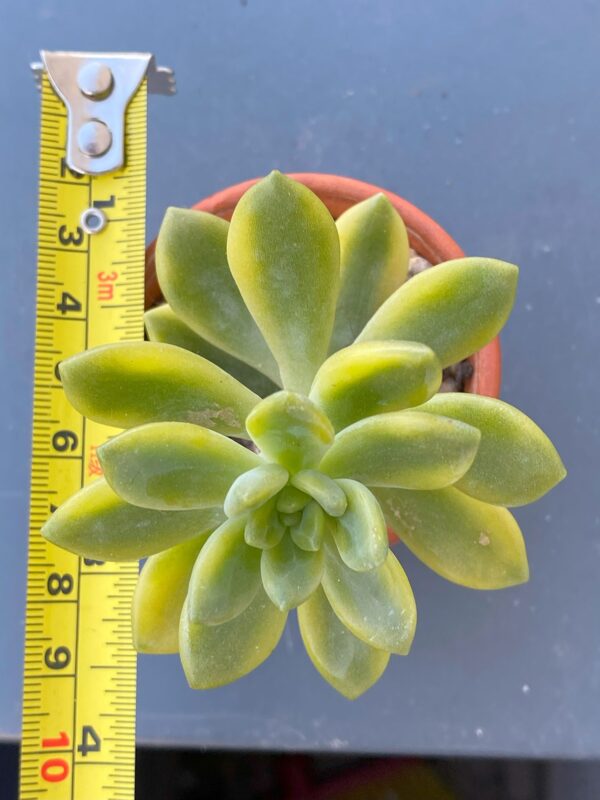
{"left": 478, "top": 532, "right": 491, "bottom": 546}
{"left": 329, "top": 738, "right": 348, "bottom": 750}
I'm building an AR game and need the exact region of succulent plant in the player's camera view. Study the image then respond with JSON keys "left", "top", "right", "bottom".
{"left": 43, "top": 172, "right": 566, "bottom": 698}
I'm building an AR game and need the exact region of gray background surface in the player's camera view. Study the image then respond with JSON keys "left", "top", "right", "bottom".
{"left": 1, "top": 0, "right": 597, "bottom": 757}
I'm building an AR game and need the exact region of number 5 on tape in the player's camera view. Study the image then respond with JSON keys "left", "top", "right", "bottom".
{"left": 20, "top": 51, "right": 174, "bottom": 800}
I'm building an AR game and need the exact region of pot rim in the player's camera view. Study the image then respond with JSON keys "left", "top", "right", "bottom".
{"left": 145, "top": 171, "right": 501, "bottom": 397}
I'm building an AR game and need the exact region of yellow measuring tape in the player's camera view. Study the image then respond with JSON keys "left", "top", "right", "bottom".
{"left": 20, "top": 51, "right": 171, "bottom": 799}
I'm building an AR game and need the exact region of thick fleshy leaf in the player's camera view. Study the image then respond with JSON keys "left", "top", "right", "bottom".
{"left": 290, "top": 501, "right": 330, "bottom": 552}
{"left": 276, "top": 486, "right": 311, "bottom": 514}
{"left": 298, "top": 586, "right": 390, "bottom": 699}
{"left": 145, "top": 304, "right": 279, "bottom": 397}
{"left": 280, "top": 511, "right": 302, "bottom": 528}
{"left": 60, "top": 342, "right": 260, "bottom": 437}
{"left": 227, "top": 171, "right": 340, "bottom": 393}
{"left": 99, "top": 422, "right": 260, "bottom": 511}
{"left": 246, "top": 392, "right": 335, "bottom": 473}
{"left": 42, "top": 479, "right": 224, "bottom": 561}
{"left": 155, "top": 208, "right": 279, "bottom": 382}
{"left": 290, "top": 470, "right": 347, "bottom": 517}
{"left": 375, "top": 486, "right": 529, "bottom": 589}
{"left": 133, "top": 533, "right": 210, "bottom": 654}
{"left": 322, "top": 541, "right": 416, "bottom": 655}
{"left": 310, "top": 340, "right": 442, "bottom": 431}
{"left": 330, "top": 193, "right": 409, "bottom": 353}
{"left": 180, "top": 590, "right": 287, "bottom": 689}
{"left": 244, "top": 497, "right": 286, "bottom": 550}
{"left": 416, "top": 394, "right": 566, "bottom": 506}
{"left": 260, "top": 534, "right": 324, "bottom": 611}
{"left": 332, "top": 480, "right": 388, "bottom": 572}
{"left": 187, "top": 516, "right": 262, "bottom": 625}
{"left": 319, "top": 411, "right": 481, "bottom": 490}
{"left": 223, "top": 463, "right": 289, "bottom": 518}
{"left": 357, "top": 258, "right": 519, "bottom": 367}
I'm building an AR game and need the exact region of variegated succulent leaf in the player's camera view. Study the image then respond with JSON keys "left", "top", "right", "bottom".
{"left": 155, "top": 207, "right": 281, "bottom": 383}
{"left": 357, "top": 257, "right": 519, "bottom": 368}
{"left": 227, "top": 171, "right": 341, "bottom": 394}
{"left": 329, "top": 192, "right": 409, "bottom": 353}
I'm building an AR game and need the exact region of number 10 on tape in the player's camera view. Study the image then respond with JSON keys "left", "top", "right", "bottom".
{"left": 20, "top": 52, "right": 174, "bottom": 800}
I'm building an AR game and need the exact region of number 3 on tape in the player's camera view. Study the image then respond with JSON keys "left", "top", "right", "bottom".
{"left": 20, "top": 51, "right": 174, "bottom": 800}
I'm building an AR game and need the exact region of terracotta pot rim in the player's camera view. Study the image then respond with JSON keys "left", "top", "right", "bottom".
{"left": 145, "top": 171, "right": 501, "bottom": 397}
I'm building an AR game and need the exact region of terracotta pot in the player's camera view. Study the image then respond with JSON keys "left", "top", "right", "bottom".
{"left": 145, "top": 172, "right": 501, "bottom": 397}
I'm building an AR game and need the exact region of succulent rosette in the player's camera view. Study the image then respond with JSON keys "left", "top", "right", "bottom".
{"left": 44, "top": 172, "right": 565, "bottom": 698}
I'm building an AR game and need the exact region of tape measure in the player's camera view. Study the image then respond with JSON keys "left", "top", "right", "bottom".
{"left": 20, "top": 51, "right": 174, "bottom": 800}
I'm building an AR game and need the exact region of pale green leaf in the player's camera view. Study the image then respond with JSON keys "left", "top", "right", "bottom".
{"left": 223, "top": 463, "right": 289, "bottom": 518}
{"left": 42, "top": 479, "right": 224, "bottom": 561}
{"left": 319, "top": 411, "right": 481, "bottom": 490}
{"left": 244, "top": 497, "right": 286, "bottom": 550}
{"left": 298, "top": 586, "right": 390, "bottom": 699}
{"left": 99, "top": 422, "right": 260, "bottom": 511}
{"left": 330, "top": 193, "right": 409, "bottom": 352}
{"left": 145, "top": 304, "right": 279, "bottom": 397}
{"left": 187, "top": 516, "right": 261, "bottom": 625}
{"left": 261, "top": 534, "right": 324, "bottom": 611}
{"left": 280, "top": 511, "right": 302, "bottom": 527}
{"left": 310, "top": 340, "right": 441, "bottom": 431}
{"left": 133, "top": 533, "right": 209, "bottom": 654}
{"left": 332, "top": 480, "right": 388, "bottom": 571}
{"left": 357, "top": 258, "right": 518, "bottom": 367}
{"left": 60, "top": 342, "right": 260, "bottom": 437}
{"left": 227, "top": 171, "right": 340, "bottom": 393}
{"left": 322, "top": 541, "right": 416, "bottom": 655}
{"left": 276, "top": 486, "right": 311, "bottom": 514}
{"left": 155, "top": 208, "right": 279, "bottom": 381}
{"left": 417, "top": 393, "right": 566, "bottom": 506}
{"left": 375, "top": 486, "right": 529, "bottom": 589}
{"left": 246, "top": 391, "right": 335, "bottom": 473}
{"left": 290, "top": 501, "right": 330, "bottom": 552}
{"left": 290, "top": 470, "right": 348, "bottom": 517}
{"left": 180, "top": 590, "right": 287, "bottom": 689}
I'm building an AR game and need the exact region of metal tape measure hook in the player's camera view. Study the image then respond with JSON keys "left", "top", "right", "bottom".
{"left": 31, "top": 51, "right": 176, "bottom": 175}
